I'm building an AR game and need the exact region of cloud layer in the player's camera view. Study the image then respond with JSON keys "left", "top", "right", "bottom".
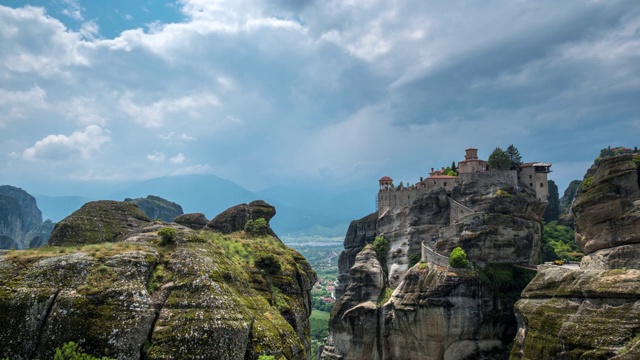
{"left": 1, "top": 0, "right": 639, "bottom": 194}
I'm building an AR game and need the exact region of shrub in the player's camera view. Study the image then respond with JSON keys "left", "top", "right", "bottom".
{"left": 244, "top": 218, "right": 269, "bottom": 237}
{"left": 54, "top": 341, "right": 113, "bottom": 360}
{"left": 158, "top": 227, "right": 177, "bottom": 246}
{"left": 633, "top": 153, "right": 640, "bottom": 166}
{"left": 449, "top": 246, "right": 470, "bottom": 268}
{"left": 582, "top": 177, "right": 594, "bottom": 189}
{"left": 372, "top": 236, "right": 390, "bottom": 273}
{"left": 255, "top": 252, "right": 281, "bottom": 274}
{"left": 258, "top": 355, "right": 276, "bottom": 360}
{"left": 408, "top": 252, "right": 421, "bottom": 268}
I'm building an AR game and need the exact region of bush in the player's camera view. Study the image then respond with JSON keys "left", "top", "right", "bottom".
{"left": 255, "top": 252, "right": 281, "bottom": 274}
{"left": 449, "top": 246, "right": 470, "bottom": 268}
{"left": 582, "top": 177, "right": 594, "bottom": 189}
{"left": 158, "top": 227, "right": 177, "bottom": 246}
{"left": 258, "top": 355, "right": 275, "bottom": 360}
{"left": 245, "top": 218, "right": 269, "bottom": 237}
{"left": 408, "top": 252, "right": 421, "bottom": 268}
{"left": 372, "top": 236, "right": 390, "bottom": 273}
{"left": 54, "top": 342, "right": 113, "bottom": 360}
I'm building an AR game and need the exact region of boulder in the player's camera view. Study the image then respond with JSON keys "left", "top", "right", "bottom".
{"left": 124, "top": 195, "right": 183, "bottom": 222}
{"left": 48, "top": 201, "right": 150, "bottom": 246}
{"left": 173, "top": 213, "right": 208, "bottom": 230}
{"left": 204, "top": 200, "right": 276, "bottom": 235}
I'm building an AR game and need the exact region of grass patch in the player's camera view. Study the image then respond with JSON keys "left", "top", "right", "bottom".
{"left": 3, "top": 243, "right": 144, "bottom": 265}
{"left": 377, "top": 287, "right": 394, "bottom": 306}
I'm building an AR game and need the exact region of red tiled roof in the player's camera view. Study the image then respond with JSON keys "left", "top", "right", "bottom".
{"left": 379, "top": 176, "right": 393, "bottom": 181}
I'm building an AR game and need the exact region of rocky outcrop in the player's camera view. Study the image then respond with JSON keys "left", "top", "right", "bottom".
{"left": 376, "top": 189, "right": 450, "bottom": 288}
{"left": 48, "top": 201, "right": 151, "bottom": 246}
{"left": 205, "top": 200, "right": 276, "bottom": 235}
{"left": 0, "top": 186, "right": 45, "bottom": 249}
{"left": 321, "top": 245, "right": 384, "bottom": 360}
{"left": 25, "top": 219, "right": 55, "bottom": 248}
{"left": 325, "top": 174, "right": 546, "bottom": 360}
{"left": 512, "top": 153, "right": 640, "bottom": 359}
{"left": 0, "top": 203, "right": 316, "bottom": 360}
{"left": 124, "top": 195, "right": 183, "bottom": 222}
{"left": 335, "top": 212, "right": 377, "bottom": 299}
{"left": 173, "top": 213, "right": 208, "bottom": 230}
{"left": 542, "top": 180, "right": 559, "bottom": 222}
{"left": 559, "top": 180, "right": 581, "bottom": 214}
{"left": 323, "top": 247, "right": 528, "bottom": 360}
{"left": 573, "top": 154, "right": 640, "bottom": 256}
{"left": 0, "top": 186, "right": 42, "bottom": 232}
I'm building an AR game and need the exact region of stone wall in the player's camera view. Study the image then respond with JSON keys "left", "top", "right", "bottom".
{"left": 421, "top": 242, "right": 450, "bottom": 268}
{"left": 448, "top": 197, "right": 476, "bottom": 223}
{"left": 377, "top": 187, "right": 429, "bottom": 215}
{"left": 458, "top": 170, "right": 518, "bottom": 188}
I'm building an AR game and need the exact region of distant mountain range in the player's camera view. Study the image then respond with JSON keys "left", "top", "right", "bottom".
{"left": 33, "top": 174, "right": 377, "bottom": 236}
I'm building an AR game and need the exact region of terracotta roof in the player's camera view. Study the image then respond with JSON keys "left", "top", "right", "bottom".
{"left": 428, "top": 175, "right": 458, "bottom": 179}
{"left": 379, "top": 176, "right": 393, "bottom": 182}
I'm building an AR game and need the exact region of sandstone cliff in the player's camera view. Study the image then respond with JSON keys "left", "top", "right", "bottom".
{"left": 512, "top": 153, "right": 640, "bottom": 359}
{"left": 124, "top": 195, "right": 184, "bottom": 222}
{"left": 0, "top": 200, "right": 316, "bottom": 360}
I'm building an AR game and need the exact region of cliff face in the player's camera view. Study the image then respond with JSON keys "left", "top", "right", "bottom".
{"left": 0, "top": 186, "right": 45, "bottom": 249}
{"left": 124, "top": 195, "right": 184, "bottom": 222}
{"left": 0, "top": 200, "right": 316, "bottom": 360}
{"left": 512, "top": 154, "right": 640, "bottom": 359}
{"left": 335, "top": 213, "right": 377, "bottom": 299}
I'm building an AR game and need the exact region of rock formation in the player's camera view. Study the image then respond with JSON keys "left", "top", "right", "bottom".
{"left": 124, "top": 195, "right": 184, "bottom": 222}
{"left": 0, "top": 200, "right": 316, "bottom": 360}
{"left": 0, "top": 185, "right": 47, "bottom": 249}
{"left": 323, "top": 170, "right": 547, "bottom": 359}
{"left": 205, "top": 200, "right": 277, "bottom": 236}
{"left": 173, "top": 212, "right": 208, "bottom": 230}
{"left": 542, "top": 179, "right": 559, "bottom": 222}
{"left": 512, "top": 154, "right": 640, "bottom": 359}
{"left": 48, "top": 201, "right": 151, "bottom": 246}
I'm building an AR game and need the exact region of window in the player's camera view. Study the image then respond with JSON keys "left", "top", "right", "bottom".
{"left": 529, "top": 183, "right": 533, "bottom": 187}
{"left": 529, "top": 175, "right": 532, "bottom": 179}
{"left": 540, "top": 183, "right": 544, "bottom": 187}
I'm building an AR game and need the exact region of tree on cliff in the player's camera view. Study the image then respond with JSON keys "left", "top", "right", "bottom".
{"left": 449, "top": 246, "right": 470, "bottom": 268}
{"left": 487, "top": 147, "right": 511, "bottom": 170}
{"left": 506, "top": 144, "right": 522, "bottom": 169}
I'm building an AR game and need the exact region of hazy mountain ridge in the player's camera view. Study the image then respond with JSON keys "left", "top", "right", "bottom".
{"left": 29, "top": 174, "right": 375, "bottom": 237}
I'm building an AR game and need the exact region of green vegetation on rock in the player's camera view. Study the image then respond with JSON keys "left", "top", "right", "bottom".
{"left": 157, "top": 227, "right": 177, "bottom": 246}
{"left": 449, "top": 246, "right": 470, "bottom": 268}
{"left": 477, "top": 263, "right": 536, "bottom": 298}
{"left": 541, "top": 221, "right": 582, "bottom": 262}
{"left": 244, "top": 218, "right": 269, "bottom": 237}
{"left": 54, "top": 342, "right": 113, "bottom": 360}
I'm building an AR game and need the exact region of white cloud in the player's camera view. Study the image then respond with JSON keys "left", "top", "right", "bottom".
{"left": 147, "top": 151, "right": 166, "bottom": 162}
{"left": 22, "top": 125, "right": 111, "bottom": 160}
{"left": 0, "top": 5, "right": 91, "bottom": 76}
{"left": 160, "top": 132, "right": 196, "bottom": 143}
{"left": 170, "top": 153, "right": 186, "bottom": 164}
{"left": 61, "top": 0, "right": 84, "bottom": 21}
{"left": 59, "top": 96, "right": 105, "bottom": 126}
{"left": 0, "top": 86, "right": 48, "bottom": 125}
{"left": 170, "top": 163, "right": 216, "bottom": 176}
{"left": 120, "top": 92, "right": 220, "bottom": 128}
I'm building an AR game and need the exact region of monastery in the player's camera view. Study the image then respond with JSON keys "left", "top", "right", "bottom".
{"left": 377, "top": 148, "right": 551, "bottom": 215}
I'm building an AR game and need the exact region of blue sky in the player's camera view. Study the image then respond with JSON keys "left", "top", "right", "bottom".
{"left": 0, "top": 0, "right": 639, "bottom": 196}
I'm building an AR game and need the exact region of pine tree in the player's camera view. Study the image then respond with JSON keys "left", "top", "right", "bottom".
{"left": 506, "top": 144, "right": 522, "bottom": 170}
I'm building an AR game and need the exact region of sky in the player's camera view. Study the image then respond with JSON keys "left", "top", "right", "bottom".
{"left": 0, "top": 0, "right": 639, "bottom": 196}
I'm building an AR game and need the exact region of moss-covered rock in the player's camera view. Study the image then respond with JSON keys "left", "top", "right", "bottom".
{"left": 48, "top": 201, "right": 151, "bottom": 246}
{"left": 0, "top": 203, "right": 316, "bottom": 360}
{"left": 124, "top": 195, "right": 184, "bottom": 222}
{"left": 205, "top": 200, "right": 277, "bottom": 236}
